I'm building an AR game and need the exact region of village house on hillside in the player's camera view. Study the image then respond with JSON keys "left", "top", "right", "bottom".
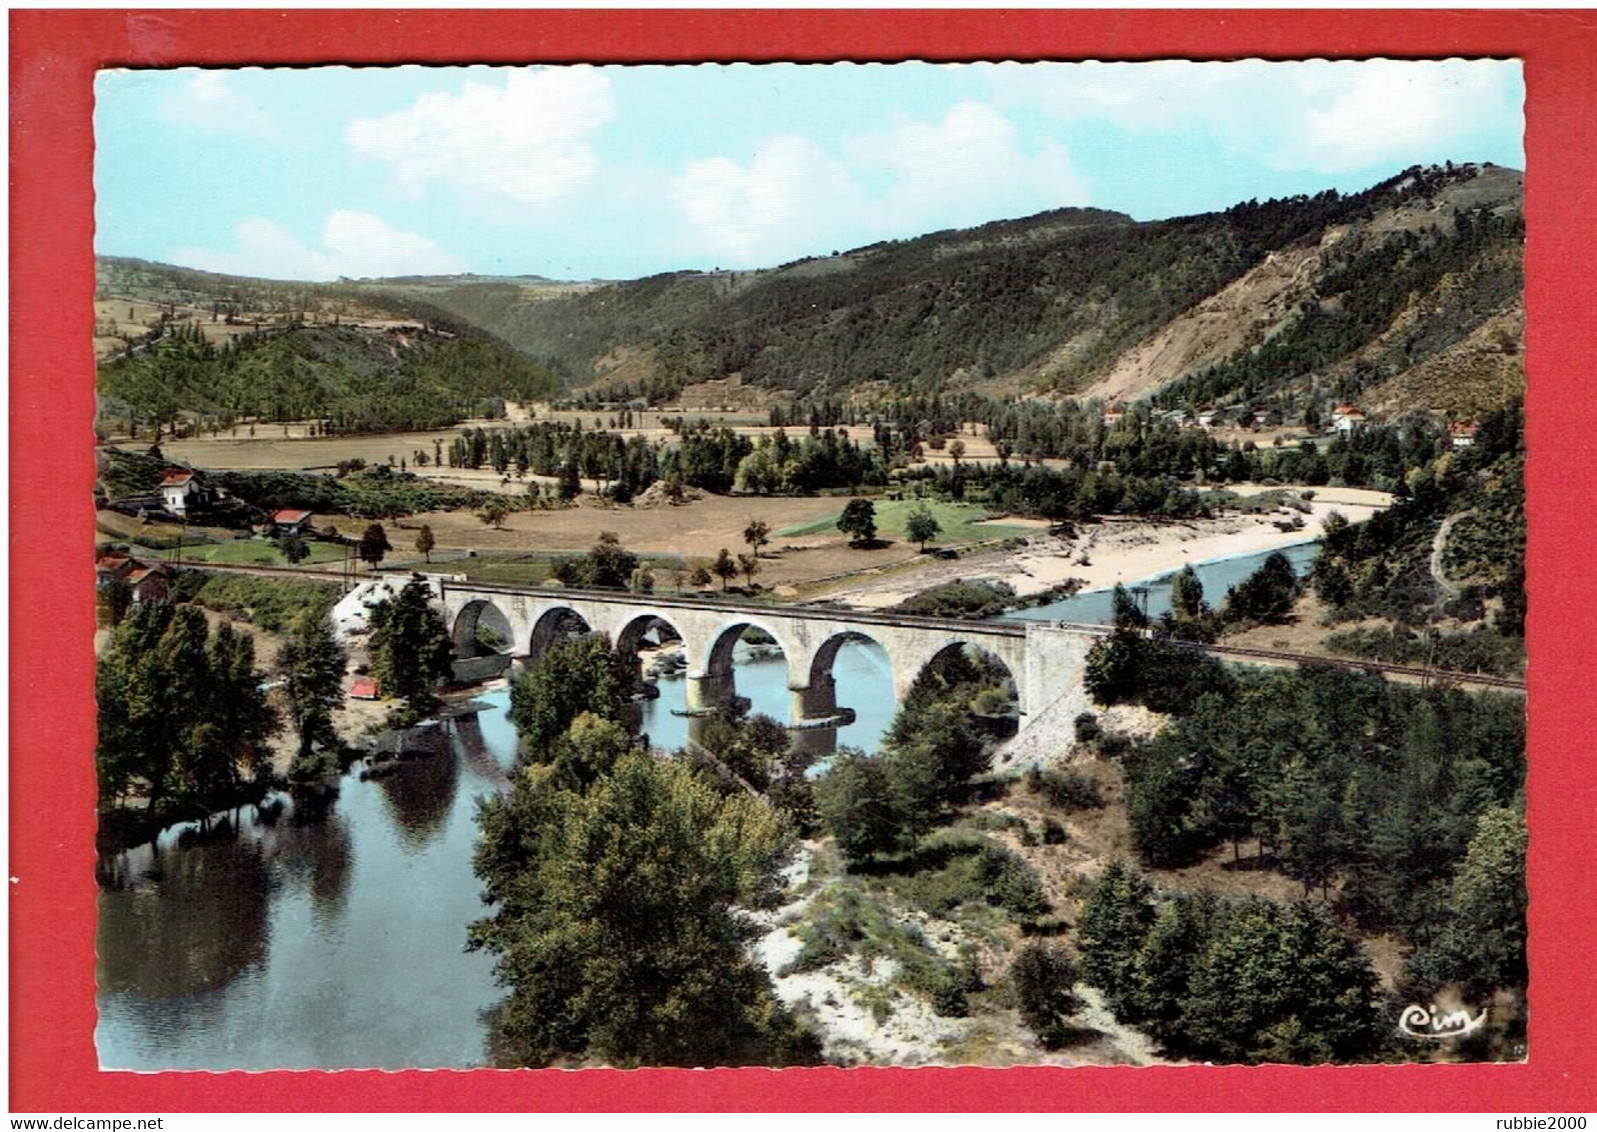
{"left": 158, "top": 470, "right": 199, "bottom": 516}
{"left": 1449, "top": 420, "right": 1480, "bottom": 449}
{"left": 1331, "top": 403, "right": 1367, "bottom": 434}
{"left": 96, "top": 550, "right": 171, "bottom": 605}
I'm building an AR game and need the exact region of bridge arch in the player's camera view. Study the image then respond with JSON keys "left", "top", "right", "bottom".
{"left": 702, "top": 618, "right": 801, "bottom": 683}
{"left": 805, "top": 629, "right": 893, "bottom": 691}
{"left": 450, "top": 598, "right": 516, "bottom": 658}
{"left": 526, "top": 605, "right": 595, "bottom": 663}
{"left": 910, "top": 640, "right": 1022, "bottom": 728}
{"left": 615, "top": 611, "right": 687, "bottom": 662}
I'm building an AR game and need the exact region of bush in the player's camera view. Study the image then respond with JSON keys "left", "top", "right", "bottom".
{"left": 171, "top": 571, "right": 339, "bottom": 631}
{"left": 1011, "top": 942, "right": 1081, "bottom": 1049}
{"left": 1035, "top": 768, "right": 1105, "bottom": 811}
{"left": 897, "top": 579, "right": 1017, "bottom": 620}
{"left": 1073, "top": 712, "right": 1101, "bottom": 743}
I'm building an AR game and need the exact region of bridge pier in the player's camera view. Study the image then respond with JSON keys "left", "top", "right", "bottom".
{"left": 789, "top": 676, "right": 842, "bottom": 760}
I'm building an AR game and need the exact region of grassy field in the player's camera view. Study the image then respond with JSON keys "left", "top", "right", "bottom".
{"left": 777, "top": 499, "right": 1034, "bottom": 546}
{"left": 395, "top": 548, "right": 692, "bottom": 588}
{"left": 173, "top": 538, "right": 350, "bottom": 568}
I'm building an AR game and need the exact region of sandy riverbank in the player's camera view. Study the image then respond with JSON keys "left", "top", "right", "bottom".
{"left": 822, "top": 489, "right": 1390, "bottom": 609}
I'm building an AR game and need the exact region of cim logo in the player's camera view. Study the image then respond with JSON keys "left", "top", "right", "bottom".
{"left": 1399, "top": 1002, "right": 1489, "bottom": 1040}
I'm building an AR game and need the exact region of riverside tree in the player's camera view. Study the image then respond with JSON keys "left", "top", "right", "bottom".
{"left": 277, "top": 610, "right": 348, "bottom": 759}
{"left": 508, "top": 633, "right": 636, "bottom": 751}
{"left": 366, "top": 579, "right": 453, "bottom": 719}
{"left": 415, "top": 524, "right": 435, "bottom": 563}
{"left": 470, "top": 747, "right": 813, "bottom": 1066}
{"left": 95, "top": 603, "right": 279, "bottom": 822}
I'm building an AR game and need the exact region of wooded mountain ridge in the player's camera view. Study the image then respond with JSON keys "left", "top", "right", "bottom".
{"left": 97, "top": 162, "right": 1523, "bottom": 422}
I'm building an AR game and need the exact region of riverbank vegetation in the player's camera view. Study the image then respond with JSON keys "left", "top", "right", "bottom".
{"left": 95, "top": 603, "right": 280, "bottom": 849}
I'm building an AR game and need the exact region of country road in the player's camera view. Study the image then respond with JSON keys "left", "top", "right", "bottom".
{"left": 1430, "top": 509, "right": 1475, "bottom": 600}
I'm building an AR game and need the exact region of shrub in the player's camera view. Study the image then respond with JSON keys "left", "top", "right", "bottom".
{"left": 1035, "top": 768, "right": 1105, "bottom": 811}
{"left": 1011, "top": 942, "right": 1081, "bottom": 1049}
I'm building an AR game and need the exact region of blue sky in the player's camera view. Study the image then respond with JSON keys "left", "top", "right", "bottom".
{"left": 94, "top": 60, "right": 1524, "bottom": 282}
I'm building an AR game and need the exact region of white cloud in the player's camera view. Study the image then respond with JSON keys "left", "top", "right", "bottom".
{"left": 1278, "top": 61, "right": 1518, "bottom": 173}
{"left": 157, "top": 71, "right": 282, "bottom": 139}
{"left": 347, "top": 67, "right": 615, "bottom": 207}
{"left": 172, "top": 211, "right": 465, "bottom": 281}
{"left": 672, "top": 136, "right": 867, "bottom": 264}
{"left": 854, "top": 101, "right": 1087, "bottom": 229}
{"left": 988, "top": 58, "right": 1522, "bottom": 175}
{"left": 670, "top": 102, "right": 1087, "bottom": 267}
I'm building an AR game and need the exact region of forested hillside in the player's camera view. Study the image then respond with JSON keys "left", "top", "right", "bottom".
{"left": 96, "top": 316, "right": 559, "bottom": 437}
{"left": 386, "top": 163, "right": 1521, "bottom": 416}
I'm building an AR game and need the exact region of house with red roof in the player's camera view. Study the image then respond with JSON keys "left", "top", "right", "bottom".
{"left": 97, "top": 550, "right": 170, "bottom": 604}
{"left": 123, "top": 564, "right": 170, "bottom": 605}
{"left": 1449, "top": 421, "right": 1480, "bottom": 449}
{"left": 159, "top": 469, "right": 199, "bottom": 516}
{"left": 349, "top": 676, "right": 379, "bottom": 701}
{"left": 1331, "top": 404, "right": 1367, "bottom": 435}
{"left": 272, "top": 509, "right": 314, "bottom": 537}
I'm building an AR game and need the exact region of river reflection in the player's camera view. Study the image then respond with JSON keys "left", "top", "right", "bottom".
{"left": 96, "top": 640, "right": 900, "bottom": 1070}
{"left": 96, "top": 698, "right": 515, "bottom": 1071}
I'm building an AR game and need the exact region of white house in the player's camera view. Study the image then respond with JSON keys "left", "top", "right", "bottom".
{"left": 1449, "top": 421, "right": 1479, "bottom": 449}
{"left": 1331, "top": 404, "right": 1367, "bottom": 435}
{"left": 159, "top": 470, "right": 199, "bottom": 516}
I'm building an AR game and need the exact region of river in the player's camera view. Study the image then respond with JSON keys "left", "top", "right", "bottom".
{"left": 1006, "top": 539, "right": 1321, "bottom": 625}
{"left": 95, "top": 640, "right": 897, "bottom": 1071}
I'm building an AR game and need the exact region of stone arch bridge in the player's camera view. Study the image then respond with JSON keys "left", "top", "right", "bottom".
{"left": 427, "top": 578, "right": 1100, "bottom": 752}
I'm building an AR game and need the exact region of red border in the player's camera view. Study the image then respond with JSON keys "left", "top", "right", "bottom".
{"left": 12, "top": 9, "right": 1597, "bottom": 1113}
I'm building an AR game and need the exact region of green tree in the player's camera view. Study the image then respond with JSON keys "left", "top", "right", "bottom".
{"left": 905, "top": 505, "right": 941, "bottom": 552}
{"left": 278, "top": 533, "right": 311, "bottom": 566}
{"left": 1223, "top": 551, "right": 1300, "bottom": 625}
{"left": 557, "top": 460, "right": 582, "bottom": 501}
{"left": 367, "top": 579, "right": 453, "bottom": 716}
{"left": 509, "top": 634, "right": 636, "bottom": 751}
{"left": 743, "top": 518, "right": 771, "bottom": 557}
{"left": 736, "top": 552, "right": 761, "bottom": 588}
{"left": 357, "top": 522, "right": 391, "bottom": 571}
{"left": 1404, "top": 805, "right": 1527, "bottom": 997}
{"left": 1177, "top": 899, "right": 1381, "bottom": 1064}
{"left": 814, "top": 748, "right": 899, "bottom": 862}
{"left": 277, "top": 610, "right": 347, "bottom": 759}
{"left": 479, "top": 499, "right": 510, "bottom": 530}
{"left": 837, "top": 498, "right": 878, "bottom": 545}
{"left": 712, "top": 548, "right": 738, "bottom": 591}
{"left": 1170, "top": 565, "right": 1207, "bottom": 620}
{"left": 470, "top": 753, "right": 808, "bottom": 1067}
{"left": 1111, "top": 583, "right": 1149, "bottom": 630}
{"left": 1077, "top": 860, "right": 1157, "bottom": 1010}
{"left": 415, "top": 523, "right": 435, "bottom": 564}
{"left": 555, "top": 531, "right": 638, "bottom": 591}
{"left": 690, "top": 565, "right": 713, "bottom": 589}
{"left": 1011, "top": 942, "right": 1081, "bottom": 1049}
